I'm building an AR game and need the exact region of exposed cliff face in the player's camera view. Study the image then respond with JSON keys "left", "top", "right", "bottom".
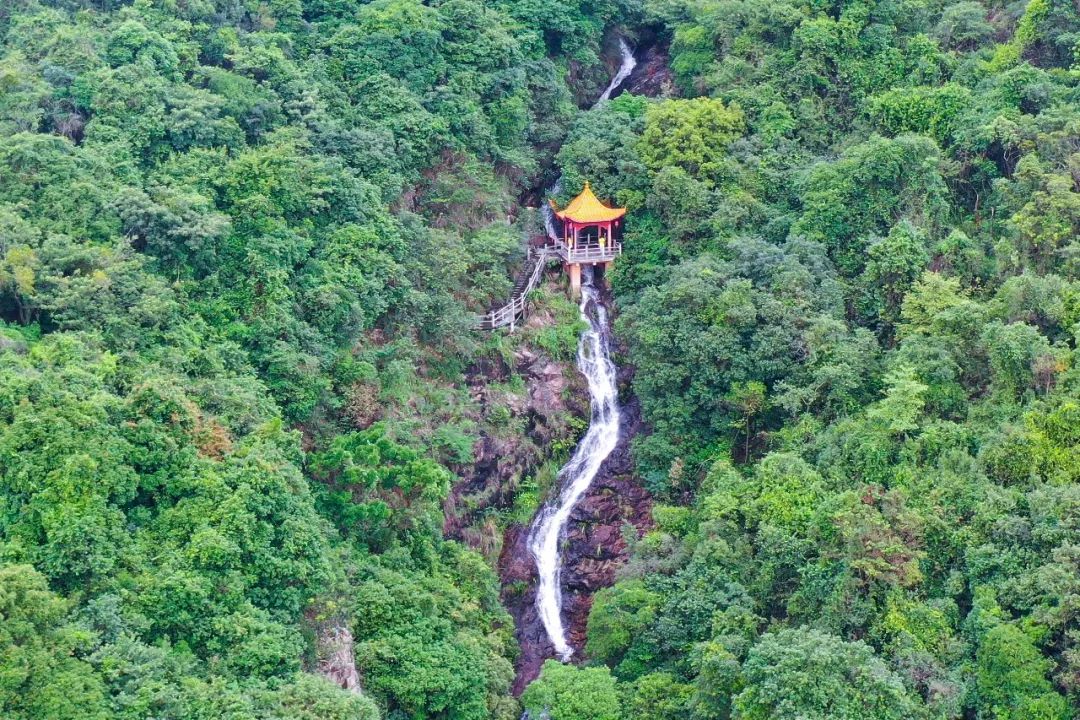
{"left": 443, "top": 300, "right": 589, "bottom": 556}
{"left": 622, "top": 40, "right": 674, "bottom": 98}
{"left": 471, "top": 280, "right": 652, "bottom": 693}
{"left": 313, "top": 621, "right": 363, "bottom": 694}
{"left": 501, "top": 385, "right": 650, "bottom": 694}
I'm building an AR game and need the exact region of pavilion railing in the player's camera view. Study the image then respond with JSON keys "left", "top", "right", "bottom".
{"left": 552, "top": 239, "right": 622, "bottom": 264}
{"left": 475, "top": 239, "right": 624, "bottom": 331}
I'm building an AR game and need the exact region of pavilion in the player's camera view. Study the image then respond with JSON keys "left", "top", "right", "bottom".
{"left": 549, "top": 182, "right": 626, "bottom": 296}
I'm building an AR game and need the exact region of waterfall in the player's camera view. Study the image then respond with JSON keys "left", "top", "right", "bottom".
{"left": 528, "top": 268, "right": 621, "bottom": 661}
{"left": 540, "top": 38, "right": 635, "bottom": 243}
{"left": 526, "top": 35, "right": 635, "bottom": 664}
{"left": 597, "top": 38, "right": 637, "bottom": 104}
{"left": 542, "top": 178, "right": 562, "bottom": 242}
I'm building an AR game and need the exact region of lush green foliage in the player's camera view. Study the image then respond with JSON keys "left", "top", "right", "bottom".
{"left": 550, "top": 0, "right": 1080, "bottom": 718}
{"left": 0, "top": 0, "right": 630, "bottom": 717}
{"left": 734, "top": 629, "right": 924, "bottom": 719}
{"left": 5, "top": 0, "right": 1080, "bottom": 718}
{"left": 522, "top": 660, "right": 623, "bottom": 720}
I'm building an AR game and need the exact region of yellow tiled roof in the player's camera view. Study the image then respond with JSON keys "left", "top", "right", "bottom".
{"left": 550, "top": 182, "right": 626, "bottom": 224}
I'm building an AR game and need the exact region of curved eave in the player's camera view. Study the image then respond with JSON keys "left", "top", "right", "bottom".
{"left": 548, "top": 183, "right": 627, "bottom": 224}
{"left": 553, "top": 207, "right": 627, "bottom": 223}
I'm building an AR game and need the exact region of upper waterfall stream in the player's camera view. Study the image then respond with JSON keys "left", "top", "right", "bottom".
{"left": 527, "top": 38, "right": 636, "bottom": 662}
{"left": 597, "top": 38, "right": 637, "bottom": 104}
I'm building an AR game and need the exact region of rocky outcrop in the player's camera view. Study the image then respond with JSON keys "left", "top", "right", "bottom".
{"left": 622, "top": 41, "right": 674, "bottom": 98}
{"left": 443, "top": 290, "right": 589, "bottom": 557}
{"left": 311, "top": 616, "right": 363, "bottom": 694}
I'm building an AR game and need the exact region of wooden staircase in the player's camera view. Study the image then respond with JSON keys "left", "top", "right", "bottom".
{"left": 475, "top": 246, "right": 557, "bottom": 331}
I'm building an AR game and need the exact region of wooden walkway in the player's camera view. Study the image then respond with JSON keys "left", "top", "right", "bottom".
{"left": 474, "top": 241, "right": 622, "bottom": 331}
{"left": 475, "top": 247, "right": 557, "bottom": 330}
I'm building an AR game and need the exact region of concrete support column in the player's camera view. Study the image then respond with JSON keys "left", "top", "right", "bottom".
{"left": 568, "top": 262, "right": 581, "bottom": 298}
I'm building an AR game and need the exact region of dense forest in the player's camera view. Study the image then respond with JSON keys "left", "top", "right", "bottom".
{"left": 2, "top": 0, "right": 1080, "bottom": 718}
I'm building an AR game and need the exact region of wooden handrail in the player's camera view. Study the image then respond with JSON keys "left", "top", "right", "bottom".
{"left": 475, "top": 248, "right": 556, "bottom": 330}
{"left": 475, "top": 240, "right": 622, "bottom": 331}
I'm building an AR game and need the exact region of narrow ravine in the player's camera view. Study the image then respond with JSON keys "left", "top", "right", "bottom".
{"left": 526, "top": 39, "right": 637, "bottom": 662}
{"left": 528, "top": 268, "right": 621, "bottom": 660}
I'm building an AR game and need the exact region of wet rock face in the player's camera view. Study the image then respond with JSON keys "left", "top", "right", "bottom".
{"left": 621, "top": 42, "right": 674, "bottom": 99}
{"left": 501, "top": 390, "right": 651, "bottom": 695}
{"left": 558, "top": 396, "right": 650, "bottom": 659}
{"left": 443, "top": 330, "right": 588, "bottom": 547}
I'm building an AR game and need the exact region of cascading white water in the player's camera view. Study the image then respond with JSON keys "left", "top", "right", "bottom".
{"left": 597, "top": 38, "right": 637, "bottom": 103}
{"left": 540, "top": 38, "right": 636, "bottom": 241}
{"left": 527, "top": 38, "right": 636, "bottom": 663}
{"left": 528, "top": 268, "right": 621, "bottom": 661}
{"left": 542, "top": 178, "right": 562, "bottom": 241}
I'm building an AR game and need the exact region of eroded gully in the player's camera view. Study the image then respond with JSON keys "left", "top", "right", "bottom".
{"left": 526, "top": 38, "right": 637, "bottom": 663}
